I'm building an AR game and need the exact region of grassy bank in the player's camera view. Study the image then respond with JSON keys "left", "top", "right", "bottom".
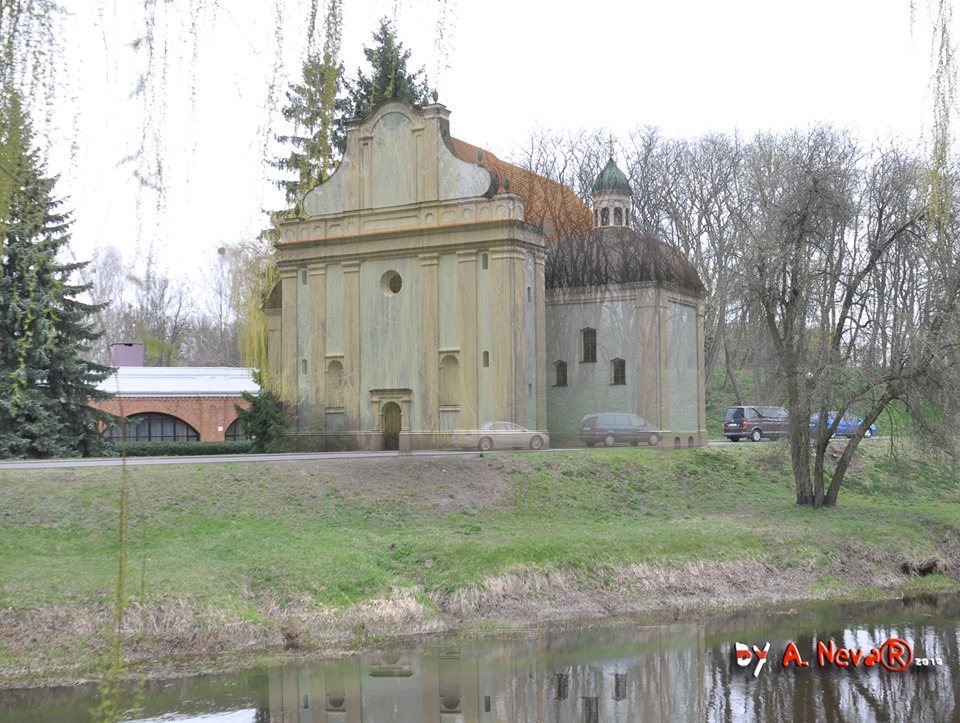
{"left": 1, "top": 442, "right": 958, "bottom": 686}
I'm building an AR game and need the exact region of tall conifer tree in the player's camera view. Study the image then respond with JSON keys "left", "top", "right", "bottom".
{"left": 345, "top": 17, "right": 435, "bottom": 120}
{"left": 273, "top": 0, "right": 347, "bottom": 208}
{"left": 274, "top": 15, "right": 435, "bottom": 209}
{"left": 0, "top": 88, "right": 114, "bottom": 458}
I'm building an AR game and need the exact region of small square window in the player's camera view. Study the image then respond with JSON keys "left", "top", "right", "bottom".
{"left": 554, "top": 361, "right": 567, "bottom": 387}
{"left": 583, "top": 696, "right": 599, "bottom": 723}
{"left": 613, "top": 673, "right": 627, "bottom": 701}
{"left": 611, "top": 358, "right": 626, "bottom": 385}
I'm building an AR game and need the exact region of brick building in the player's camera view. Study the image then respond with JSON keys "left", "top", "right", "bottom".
{"left": 91, "top": 363, "right": 259, "bottom": 443}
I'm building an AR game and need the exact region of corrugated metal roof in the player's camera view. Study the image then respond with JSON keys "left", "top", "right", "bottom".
{"left": 96, "top": 367, "right": 260, "bottom": 398}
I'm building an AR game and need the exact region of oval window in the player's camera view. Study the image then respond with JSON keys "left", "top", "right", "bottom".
{"left": 380, "top": 270, "right": 402, "bottom": 296}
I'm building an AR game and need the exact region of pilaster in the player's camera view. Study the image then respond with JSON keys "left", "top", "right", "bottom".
{"left": 697, "top": 296, "right": 709, "bottom": 445}
{"left": 457, "top": 251, "right": 479, "bottom": 429}
{"left": 657, "top": 286, "right": 671, "bottom": 434}
{"left": 308, "top": 265, "right": 326, "bottom": 409}
{"left": 342, "top": 261, "right": 362, "bottom": 430}
{"left": 420, "top": 253, "right": 440, "bottom": 432}
{"left": 635, "top": 286, "right": 661, "bottom": 428}
{"left": 534, "top": 253, "right": 548, "bottom": 430}
{"left": 279, "top": 270, "right": 299, "bottom": 405}
{"left": 492, "top": 247, "right": 530, "bottom": 423}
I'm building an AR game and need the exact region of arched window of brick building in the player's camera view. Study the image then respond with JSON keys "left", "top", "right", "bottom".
{"left": 224, "top": 418, "right": 247, "bottom": 441}
{"left": 103, "top": 413, "right": 200, "bottom": 442}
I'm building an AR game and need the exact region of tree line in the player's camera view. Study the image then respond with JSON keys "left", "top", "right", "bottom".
{"left": 81, "top": 242, "right": 267, "bottom": 368}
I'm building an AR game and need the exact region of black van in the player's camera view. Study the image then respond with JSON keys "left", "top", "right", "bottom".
{"left": 579, "top": 413, "right": 661, "bottom": 447}
{"left": 723, "top": 406, "right": 789, "bottom": 442}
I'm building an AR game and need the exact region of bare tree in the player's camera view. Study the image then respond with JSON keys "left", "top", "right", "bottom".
{"left": 85, "top": 246, "right": 192, "bottom": 366}
{"left": 85, "top": 245, "right": 132, "bottom": 366}
{"left": 180, "top": 245, "right": 243, "bottom": 366}
{"left": 734, "top": 128, "right": 952, "bottom": 507}
{"left": 127, "top": 252, "right": 190, "bottom": 366}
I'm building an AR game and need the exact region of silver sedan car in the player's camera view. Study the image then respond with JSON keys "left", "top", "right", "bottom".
{"left": 458, "top": 422, "right": 549, "bottom": 451}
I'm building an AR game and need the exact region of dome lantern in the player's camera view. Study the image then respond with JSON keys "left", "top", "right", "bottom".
{"left": 591, "top": 142, "right": 631, "bottom": 229}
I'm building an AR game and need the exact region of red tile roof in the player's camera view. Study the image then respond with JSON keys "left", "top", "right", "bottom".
{"left": 450, "top": 138, "right": 593, "bottom": 242}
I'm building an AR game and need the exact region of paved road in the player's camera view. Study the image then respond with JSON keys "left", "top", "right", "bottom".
{"left": 0, "top": 448, "right": 493, "bottom": 470}
{"left": 1, "top": 444, "right": 653, "bottom": 469}
{"left": 1, "top": 437, "right": 886, "bottom": 470}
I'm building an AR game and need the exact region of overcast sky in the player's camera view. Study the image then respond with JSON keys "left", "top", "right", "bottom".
{"left": 48, "top": 0, "right": 944, "bottom": 281}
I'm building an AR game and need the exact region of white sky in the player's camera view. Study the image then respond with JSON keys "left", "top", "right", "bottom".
{"left": 47, "top": 0, "right": 944, "bottom": 282}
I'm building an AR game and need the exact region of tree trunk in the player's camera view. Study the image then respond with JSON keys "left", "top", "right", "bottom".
{"left": 723, "top": 325, "right": 745, "bottom": 405}
{"left": 812, "top": 437, "right": 828, "bottom": 507}
{"left": 785, "top": 369, "right": 814, "bottom": 506}
{"left": 824, "top": 389, "right": 898, "bottom": 506}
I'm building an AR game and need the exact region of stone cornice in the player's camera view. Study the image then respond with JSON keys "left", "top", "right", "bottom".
{"left": 281, "top": 194, "right": 528, "bottom": 245}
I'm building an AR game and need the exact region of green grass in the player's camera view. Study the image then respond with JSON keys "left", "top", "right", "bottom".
{"left": 0, "top": 444, "right": 954, "bottom": 606}
{"left": 0, "top": 442, "right": 957, "bottom": 678}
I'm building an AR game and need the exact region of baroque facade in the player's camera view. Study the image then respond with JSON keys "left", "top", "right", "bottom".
{"left": 267, "top": 100, "right": 706, "bottom": 450}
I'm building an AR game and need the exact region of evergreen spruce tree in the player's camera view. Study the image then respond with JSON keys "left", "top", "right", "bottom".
{"left": 234, "top": 388, "right": 285, "bottom": 454}
{"left": 345, "top": 17, "right": 435, "bottom": 121}
{"left": 0, "top": 89, "right": 114, "bottom": 458}
{"left": 272, "top": 0, "right": 346, "bottom": 208}
{"left": 274, "top": 50, "right": 350, "bottom": 207}
{"left": 274, "top": 15, "right": 435, "bottom": 209}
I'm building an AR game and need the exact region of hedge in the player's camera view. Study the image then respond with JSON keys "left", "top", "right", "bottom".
{"left": 102, "top": 441, "right": 256, "bottom": 457}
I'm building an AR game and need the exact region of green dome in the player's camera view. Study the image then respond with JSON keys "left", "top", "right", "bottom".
{"left": 591, "top": 157, "right": 631, "bottom": 193}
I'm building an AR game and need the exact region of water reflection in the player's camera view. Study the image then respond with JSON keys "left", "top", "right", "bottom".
{"left": 0, "top": 595, "right": 957, "bottom": 722}
{"left": 0, "top": 669, "right": 269, "bottom": 723}
{"left": 704, "top": 600, "right": 960, "bottom": 723}
{"left": 266, "top": 624, "right": 704, "bottom": 722}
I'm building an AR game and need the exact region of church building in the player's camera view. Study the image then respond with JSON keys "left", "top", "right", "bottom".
{"left": 266, "top": 99, "right": 706, "bottom": 450}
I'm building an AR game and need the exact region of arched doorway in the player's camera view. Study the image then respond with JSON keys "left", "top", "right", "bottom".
{"left": 382, "top": 402, "right": 402, "bottom": 451}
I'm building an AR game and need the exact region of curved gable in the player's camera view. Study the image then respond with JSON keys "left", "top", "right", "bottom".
{"left": 302, "top": 100, "right": 498, "bottom": 217}
{"left": 449, "top": 138, "right": 593, "bottom": 241}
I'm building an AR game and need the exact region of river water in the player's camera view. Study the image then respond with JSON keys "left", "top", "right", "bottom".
{"left": 1, "top": 594, "right": 958, "bottom": 722}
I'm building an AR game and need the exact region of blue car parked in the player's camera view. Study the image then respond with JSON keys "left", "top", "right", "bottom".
{"left": 809, "top": 412, "right": 877, "bottom": 439}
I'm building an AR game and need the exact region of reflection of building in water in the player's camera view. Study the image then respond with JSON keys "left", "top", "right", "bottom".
{"left": 266, "top": 99, "right": 707, "bottom": 451}
{"left": 267, "top": 624, "right": 705, "bottom": 722}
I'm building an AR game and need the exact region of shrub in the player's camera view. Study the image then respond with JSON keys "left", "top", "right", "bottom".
{"left": 103, "top": 441, "right": 255, "bottom": 457}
